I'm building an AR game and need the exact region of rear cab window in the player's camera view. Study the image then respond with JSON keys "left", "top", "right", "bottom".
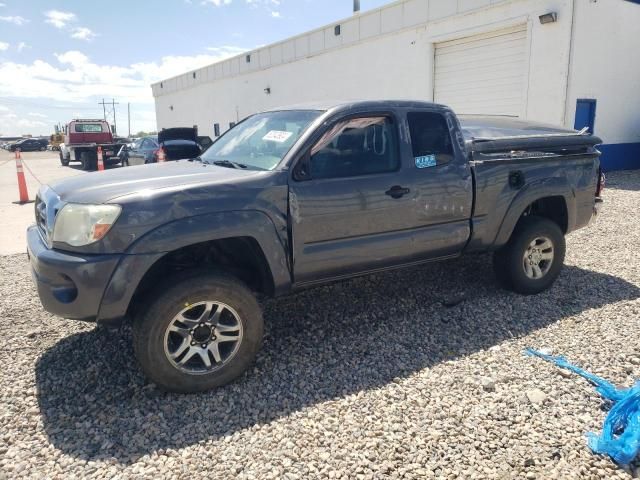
{"left": 407, "top": 112, "right": 454, "bottom": 166}
{"left": 309, "top": 116, "right": 399, "bottom": 179}
{"left": 74, "top": 123, "right": 105, "bottom": 133}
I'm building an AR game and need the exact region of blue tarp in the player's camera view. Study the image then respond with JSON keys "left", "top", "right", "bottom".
{"left": 526, "top": 348, "right": 640, "bottom": 465}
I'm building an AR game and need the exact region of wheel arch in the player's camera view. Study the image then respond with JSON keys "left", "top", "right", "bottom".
{"left": 494, "top": 178, "right": 575, "bottom": 247}
{"left": 97, "top": 211, "right": 291, "bottom": 324}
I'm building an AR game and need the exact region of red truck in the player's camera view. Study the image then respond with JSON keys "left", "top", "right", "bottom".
{"left": 59, "top": 119, "right": 123, "bottom": 171}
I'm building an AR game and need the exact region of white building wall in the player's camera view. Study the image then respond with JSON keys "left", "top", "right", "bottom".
{"left": 566, "top": 0, "right": 640, "bottom": 145}
{"left": 153, "top": 0, "right": 579, "bottom": 137}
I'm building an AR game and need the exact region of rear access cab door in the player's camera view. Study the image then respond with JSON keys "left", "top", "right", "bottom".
{"left": 288, "top": 106, "right": 473, "bottom": 285}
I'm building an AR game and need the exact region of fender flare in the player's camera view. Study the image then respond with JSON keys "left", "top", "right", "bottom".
{"left": 493, "top": 176, "right": 576, "bottom": 247}
{"left": 97, "top": 210, "right": 291, "bottom": 322}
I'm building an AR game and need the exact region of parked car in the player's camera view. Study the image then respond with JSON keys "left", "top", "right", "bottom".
{"left": 9, "top": 138, "right": 47, "bottom": 152}
{"left": 58, "top": 119, "right": 121, "bottom": 170}
{"left": 118, "top": 128, "right": 210, "bottom": 166}
{"left": 27, "top": 100, "right": 603, "bottom": 393}
{"left": 118, "top": 136, "right": 158, "bottom": 166}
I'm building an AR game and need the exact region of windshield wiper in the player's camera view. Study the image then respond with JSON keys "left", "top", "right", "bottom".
{"left": 212, "top": 159, "right": 248, "bottom": 169}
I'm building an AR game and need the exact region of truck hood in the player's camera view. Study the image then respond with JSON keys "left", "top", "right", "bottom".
{"left": 48, "top": 161, "right": 263, "bottom": 204}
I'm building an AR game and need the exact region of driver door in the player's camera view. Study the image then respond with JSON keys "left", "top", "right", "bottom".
{"left": 290, "top": 114, "right": 423, "bottom": 283}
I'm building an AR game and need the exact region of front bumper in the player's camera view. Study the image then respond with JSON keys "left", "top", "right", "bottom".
{"left": 27, "top": 225, "right": 122, "bottom": 321}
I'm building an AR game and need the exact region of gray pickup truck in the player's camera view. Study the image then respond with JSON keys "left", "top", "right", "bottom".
{"left": 27, "top": 100, "right": 603, "bottom": 392}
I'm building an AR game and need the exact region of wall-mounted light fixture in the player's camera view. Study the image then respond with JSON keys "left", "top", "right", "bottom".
{"left": 334, "top": 24, "right": 341, "bottom": 36}
{"left": 264, "top": 87, "right": 271, "bottom": 95}
{"left": 539, "top": 12, "right": 558, "bottom": 24}
{"left": 169, "top": 105, "right": 174, "bottom": 111}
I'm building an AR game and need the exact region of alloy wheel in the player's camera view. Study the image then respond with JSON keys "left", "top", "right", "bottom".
{"left": 163, "top": 301, "right": 243, "bottom": 374}
{"left": 522, "top": 236, "right": 554, "bottom": 279}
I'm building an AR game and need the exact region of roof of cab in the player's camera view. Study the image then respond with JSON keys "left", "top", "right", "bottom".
{"left": 265, "top": 99, "right": 450, "bottom": 113}
{"left": 259, "top": 100, "right": 579, "bottom": 140}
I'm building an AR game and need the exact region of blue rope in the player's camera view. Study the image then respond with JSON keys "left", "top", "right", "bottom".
{"left": 526, "top": 348, "right": 640, "bottom": 465}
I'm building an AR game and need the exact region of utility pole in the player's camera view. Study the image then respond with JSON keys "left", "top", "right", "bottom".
{"left": 98, "top": 98, "right": 120, "bottom": 134}
{"left": 128, "top": 102, "right": 131, "bottom": 138}
{"left": 99, "top": 98, "right": 107, "bottom": 120}
{"left": 111, "top": 98, "right": 119, "bottom": 135}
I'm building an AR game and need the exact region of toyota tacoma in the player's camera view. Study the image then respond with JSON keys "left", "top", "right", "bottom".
{"left": 27, "top": 101, "right": 604, "bottom": 393}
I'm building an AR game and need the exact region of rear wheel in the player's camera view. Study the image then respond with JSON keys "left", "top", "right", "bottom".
{"left": 80, "top": 151, "right": 96, "bottom": 171}
{"left": 133, "top": 271, "right": 263, "bottom": 393}
{"left": 493, "top": 216, "right": 565, "bottom": 294}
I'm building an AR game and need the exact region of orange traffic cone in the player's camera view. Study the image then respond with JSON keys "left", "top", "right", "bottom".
{"left": 157, "top": 147, "right": 166, "bottom": 163}
{"left": 14, "top": 148, "right": 30, "bottom": 204}
{"left": 97, "top": 146, "right": 105, "bottom": 171}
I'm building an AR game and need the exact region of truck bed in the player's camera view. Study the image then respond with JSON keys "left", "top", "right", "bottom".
{"left": 458, "top": 115, "right": 602, "bottom": 252}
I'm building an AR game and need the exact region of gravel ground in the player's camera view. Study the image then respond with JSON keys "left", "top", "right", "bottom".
{"left": 1, "top": 170, "right": 639, "bottom": 479}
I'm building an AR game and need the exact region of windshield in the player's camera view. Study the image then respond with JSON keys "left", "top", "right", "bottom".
{"left": 200, "top": 110, "right": 322, "bottom": 170}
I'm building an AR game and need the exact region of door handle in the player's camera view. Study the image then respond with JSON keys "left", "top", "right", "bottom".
{"left": 385, "top": 185, "right": 410, "bottom": 199}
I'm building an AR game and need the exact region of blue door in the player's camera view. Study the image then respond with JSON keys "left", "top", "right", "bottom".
{"left": 574, "top": 99, "right": 596, "bottom": 134}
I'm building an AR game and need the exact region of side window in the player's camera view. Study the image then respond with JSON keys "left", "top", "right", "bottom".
{"left": 407, "top": 112, "right": 454, "bottom": 166}
{"left": 309, "top": 116, "right": 398, "bottom": 179}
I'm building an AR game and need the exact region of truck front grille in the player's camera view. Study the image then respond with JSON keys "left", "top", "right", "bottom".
{"left": 34, "top": 186, "right": 62, "bottom": 244}
{"left": 35, "top": 195, "right": 47, "bottom": 237}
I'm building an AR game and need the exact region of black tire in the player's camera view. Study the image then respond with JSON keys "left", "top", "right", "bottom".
{"left": 80, "top": 151, "right": 97, "bottom": 171}
{"left": 59, "top": 152, "right": 69, "bottom": 166}
{"left": 493, "top": 216, "right": 565, "bottom": 295}
{"left": 133, "top": 271, "right": 263, "bottom": 393}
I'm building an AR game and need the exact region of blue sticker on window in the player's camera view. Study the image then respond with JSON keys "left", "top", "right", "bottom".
{"left": 415, "top": 154, "right": 436, "bottom": 168}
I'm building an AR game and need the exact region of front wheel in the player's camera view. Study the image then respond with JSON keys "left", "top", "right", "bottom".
{"left": 493, "top": 216, "right": 566, "bottom": 295}
{"left": 59, "top": 151, "right": 69, "bottom": 166}
{"left": 132, "top": 272, "right": 263, "bottom": 393}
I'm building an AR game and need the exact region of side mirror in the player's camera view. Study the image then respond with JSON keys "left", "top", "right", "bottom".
{"left": 293, "top": 151, "right": 312, "bottom": 181}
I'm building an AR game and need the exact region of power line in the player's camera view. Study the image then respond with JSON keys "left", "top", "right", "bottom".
{"left": 98, "top": 98, "right": 119, "bottom": 134}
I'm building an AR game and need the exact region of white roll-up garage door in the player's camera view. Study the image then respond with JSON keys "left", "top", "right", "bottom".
{"left": 434, "top": 25, "right": 528, "bottom": 116}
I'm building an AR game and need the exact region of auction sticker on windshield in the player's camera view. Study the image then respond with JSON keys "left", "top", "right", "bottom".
{"left": 263, "top": 130, "right": 293, "bottom": 143}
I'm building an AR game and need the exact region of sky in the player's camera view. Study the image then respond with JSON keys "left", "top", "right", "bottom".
{"left": 0, "top": 0, "right": 394, "bottom": 137}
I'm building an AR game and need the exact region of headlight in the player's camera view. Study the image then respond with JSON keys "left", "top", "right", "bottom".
{"left": 52, "top": 204, "right": 122, "bottom": 246}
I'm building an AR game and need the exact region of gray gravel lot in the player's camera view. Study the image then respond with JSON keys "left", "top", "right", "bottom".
{"left": 1, "top": 170, "right": 639, "bottom": 479}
